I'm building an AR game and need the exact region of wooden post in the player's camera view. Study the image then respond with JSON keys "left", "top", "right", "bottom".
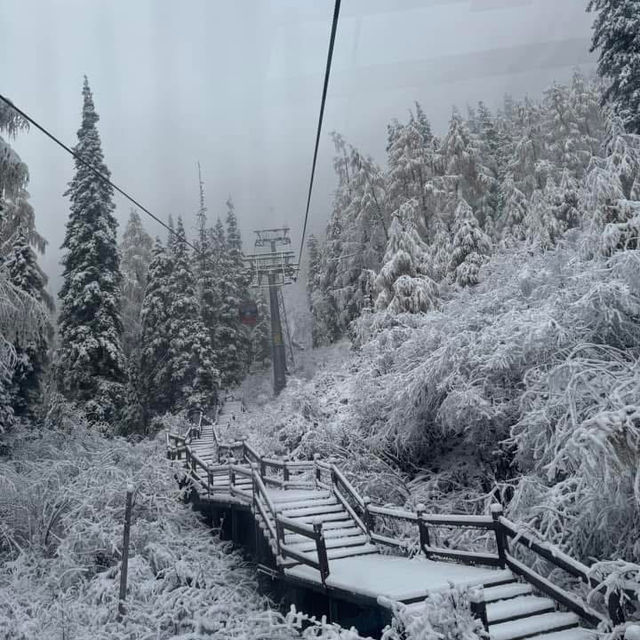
{"left": 608, "top": 591, "right": 625, "bottom": 627}
{"left": 260, "top": 458, "right": 266, "bottom": 479}
{"left": 416, "top": 503, "right": 430, "bottom": 558}
{"left": 283, "top": 456, "right": 290, "bottom": 483}
{"left": 275, "top": 511, "right": 284, "bottom": 557}
{"left": 229, "top": 458, "right": 236, "bottom": 488}
{"left": 491, "top": 503, "right": 508, "bottom": 568}
{"left": 207, "top": 467, "right": 214, "bottom": 496}
{"left": 314, "top": 520, "right": 329, "bottom": 586}
{"left": 313, "top": 453, "right": 321, "bottom": 486}
{"left": 469, "top": 588, "right": 488, "bottom": 630}
{"left": 117, "top": 486, "right": 134, "bottom": 621}
{"left": 363, "top": 496, "right": 374, "bottom": 534}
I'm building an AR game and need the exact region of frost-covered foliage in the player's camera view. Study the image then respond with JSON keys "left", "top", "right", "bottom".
{"left": 0, "top": 99, "right": 51, "bottom": 430}
{"left": 309, "top": 73, "right": 607, "bottom": 344}
{"left": 588, "top": 0, "right": 640, "bottom": 134}
{"left": 381, "top": 588, "right": 486, "bottom": 640}
{"left": 0, "top": 424, "right": 374, "bottom": 640}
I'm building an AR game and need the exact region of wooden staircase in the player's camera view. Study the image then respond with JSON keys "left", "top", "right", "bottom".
{"left": 166, "top": 409, "right": 635, "bottom": 639}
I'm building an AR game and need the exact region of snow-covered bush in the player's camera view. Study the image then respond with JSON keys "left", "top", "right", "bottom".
{"left": 0, "top": 424, "right": 377, "bottom": 639}
{"left": 381, "top": 588, "right": 486, "bottom": 640}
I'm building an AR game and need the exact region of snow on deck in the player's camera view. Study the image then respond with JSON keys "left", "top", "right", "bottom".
{"left": 286, "top": 555, "right": 512, "bottom": 602}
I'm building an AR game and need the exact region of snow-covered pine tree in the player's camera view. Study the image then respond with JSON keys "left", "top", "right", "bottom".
{"left": 374, "top": 199, "right": 438, "bottom": 314}
{"left": 139, "top": 237, "right": 173, "bottom": 423}
{"left": 250, "top": 290, "right": 271, "bottom": 369}
{"left": 583, "top": 114, "right": 640, "bottom": 253}
{"left": 57, "top": 77, "right": 126, "bottom": 426}
{"left": 588, "top": 0, "right": 640, "bottom": 134}
{"left": 225, "top": 197, "right": 251, "bottom": 375}
{"left": 439, "top": 108, "right": 496, "bottom": 232}
{"left": 306, "top": 234, "right": 339, "bottom": 347}
{"left": 119, "top": 209, "right": 153, "bottom": 359}
{"left": 166, "top": 218, "right": 219, "bottom": 413}
{"left": 499, "top": 173, "right": 528, "bottom": 245}
{"left": 449, "top": 199, "right": 491, "bottom": 287}
{"left": 5, "top": 227, "right": 52, "bottom": 418}
{"left": 386, "top": 105, "right": 436, "bottom": 232}
{"left": 330, "top": 144, "right": 388, "bottom": 332}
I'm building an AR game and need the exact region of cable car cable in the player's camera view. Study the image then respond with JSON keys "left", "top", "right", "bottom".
{"left": 296, "top": 0, "right": 341, "bottom": 270}
{"left": 0, "top": 93, "right": 199, "bottom": 253}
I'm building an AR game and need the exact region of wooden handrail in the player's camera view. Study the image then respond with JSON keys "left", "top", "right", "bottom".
{"left": 168, "top": 413, "right": 637, "bottom": 629}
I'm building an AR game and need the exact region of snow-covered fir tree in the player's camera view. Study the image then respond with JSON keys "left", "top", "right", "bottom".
{"left": 588, "top": 0, "right": 640, "bottom": 134}
{"left": 166, "top": 217, "right": 219, "bottom": 412}
{"left": 449, "top": 199, "right": 491, "bottom": 287}
{"left": 374, "top": 199, "right": 438, "bottom": 313}
{"left": 56, "top": 77, "right": 126, "bottom": 426}
{"left": 5, "top": 228, "right": 52, "bottom": 418}
{"left": 249, "top": 290, "right": 271, "bottom": 369}
{"left": 119, "top": 209, "right": 153, "bottom": 359}
{"left": 139, "top": 237, "right": 174, "bottom": 424}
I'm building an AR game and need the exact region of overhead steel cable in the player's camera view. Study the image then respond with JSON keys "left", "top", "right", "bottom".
{"left": 296, "top": 0, "right": 342, "bottom": 270}
{"left": 0, "top": 92, "right": 199, "bottom": 253}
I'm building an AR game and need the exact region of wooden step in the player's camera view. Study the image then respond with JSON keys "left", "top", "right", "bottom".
{"left": 300, "top": 543, "right": 378, "bottom": 563}
{"left": 289, "top": 534, "right": 369, "bottom": 553}
{"left": 533, "top": 630, "right": 596, "bottom": 640}
{"left": 280, "top": 503, "right": 344, "bottom": 518}
{"left": 284, "top": 510, "right": 351, "bottom": 524}
{"left": 276, "top": 496, "right": 338, "bottom": 510}
{"left": 285, "top": 526, "right": 361, "bottom": 544}
{"left": 484, "top": 583, "right": 533, "bottom": 603}
{"left": 487, "top": 595, "right": 555, "bottom": 624}
{"left": 489, "top": 612, "right": 580, "bottom": 640}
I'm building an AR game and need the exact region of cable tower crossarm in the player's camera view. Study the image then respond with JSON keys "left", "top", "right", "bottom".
{"left": 0, "top": 93, "right": 198, "bottom": 253}
{"left": 296, "top": 0, "right": 342, "bottom": 270}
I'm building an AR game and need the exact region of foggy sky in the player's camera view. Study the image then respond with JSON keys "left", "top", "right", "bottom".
{"left": 0, "top": 0, "right": 596, "bottom": 294}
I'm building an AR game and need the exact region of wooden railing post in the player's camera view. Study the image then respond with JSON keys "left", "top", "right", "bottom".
{"left": 469, "top": 588, "right": 488, "bottom": 631}
{"left": 608, "top": 591, "right": 625, "bottom": 627}
{"left": 229, "top": 458, "right": 236, "bottom": 488}
{"left": 313, "top": 454, "right": 321, "bottom": 486}
{"left": 275, "top": 511, "right": 284, "bottom": 557}
{"left": 491, "top": 503, "right": 508, "bottom": 568}
{"left": 207, "top": 467, "right": 214, "bottom": 496}
{"left": 283, "top": 454, "right": 290, "bottom": 483}
{"left": 363, "top": 496, "right": 374, "bottom": 533}
{"left": 241, "top": 438, "right": 247, "bottom": 463}
{"left": 314, "top": 520, "right": 329, "bottom": 586}
{"left": 416, "top": 503, "right": 431, "bottom": 558}
{"left": 260, "top": 458, "right": 266, "bottom": 479}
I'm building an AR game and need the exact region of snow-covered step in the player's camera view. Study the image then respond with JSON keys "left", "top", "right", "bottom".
{"left": 484, "top": 583, "right": 533, "bottom": 603}
{"left": 271, "top": 490, "right": 332, "bottom": 503}
{"left": 289, "top": 534, "right": 369, "bottom": 552}
{"left": 489, "top": 612, "right": 580, "bottom": 640}
{"left": 280, "top": 503, "right": 344, "bottom": 518}
{"left": 284, "top": 510, "right": 351, "bottom": 523}
{"left": 285, "top": 526, "right": 361, "bottom": 544}
{"left": 482, "top": 570, "right": 517, "bottom": 586}
{"left": 533, "top": 629, "right": 596, "bottom": 640}
{"left": 487, "top": 595, "right": 555, "bottom": 623}
{"left": 276, "top": 496, "right": 338, "bottom": 510}
{"left": 299, "top": 543, "right": 378, "bottom": 563}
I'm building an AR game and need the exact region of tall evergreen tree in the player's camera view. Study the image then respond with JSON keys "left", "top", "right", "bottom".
{"left": 57, "top": 77, "right": 126, "bottom": 426}
{"left": 5, "top": 228, "right": 52, "bottom": 417}
{"left": 374, "top": 199, "right": 438, "bottom": 314}
{"left": 449, "top": 199, "right": 491, "bottom": 287}
{"left": 120, "top": 209, "right": 153, "bottom": 359}
{"left": 588, "top": 0, "right": 640, "bottom": 133}
{"left": 166, "top": 217, "right": 219, "bottom": 412}
{"left": 139, "top": 237, "right": 173, "bottom": 423}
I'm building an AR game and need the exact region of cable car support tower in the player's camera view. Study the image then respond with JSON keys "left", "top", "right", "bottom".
{"left": 245, "top": 228, "right": 298, "bottom": 395}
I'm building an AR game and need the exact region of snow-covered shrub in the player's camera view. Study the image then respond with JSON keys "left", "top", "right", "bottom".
{"left": 381, "top": 588, "right": 486, "bottom": 640}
